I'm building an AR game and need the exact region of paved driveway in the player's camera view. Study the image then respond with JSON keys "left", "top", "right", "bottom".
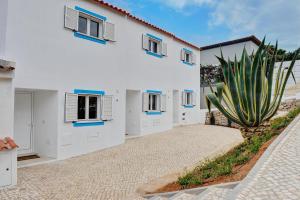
{"left": 0, "top": 124, "right": 243, "bottom": 200}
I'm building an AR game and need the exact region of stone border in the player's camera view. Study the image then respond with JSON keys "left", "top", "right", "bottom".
{"left": 225, "top": 115, "right": 300, "bottom": 200}
{"left": 143, "top": 181, "right": 240, "bottom": 199}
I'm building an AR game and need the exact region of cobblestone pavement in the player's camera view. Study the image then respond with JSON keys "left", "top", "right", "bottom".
{"left": 0, "top": 125, "right": 242, "bottom": 200}
{"left": 233, "top": 116, "right": 300, "bottom": 200}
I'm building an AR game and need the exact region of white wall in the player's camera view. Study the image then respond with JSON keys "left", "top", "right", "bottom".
{"left": 200, "top": 41, "right": 259, "bottom": 66}
{"left": 0, "top": 0, "right": 8, "bottom": 58}
{"left": 4, "top": 0, "right": 201, "bottom": 160}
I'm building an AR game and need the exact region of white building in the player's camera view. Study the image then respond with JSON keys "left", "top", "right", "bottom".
{"left": 200, "top": 36, "right": 261, "bottom": 108}
{"left": 0, "top": 0, "right": 202, "bottom": 187}
{"left": 200, "top": 35, "right": 261, "bottom": 66}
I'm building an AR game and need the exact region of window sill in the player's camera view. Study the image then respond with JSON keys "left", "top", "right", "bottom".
{"left": 146, "top": 111, "right": 162, "bottom": 115}
{"left": 73, "top": 121, "right": 105, "bottom": 127}
{"left": 184, "top": 105, "right": 195, "bottom": 108}
{"left": 74, "top": 32, "right": 106, "bottom": 45}
{"left": 182, "top": 61, "right": 194, "bottom": 66}
{"left": 146, "top": 51, "right": 163, "bottom": 58}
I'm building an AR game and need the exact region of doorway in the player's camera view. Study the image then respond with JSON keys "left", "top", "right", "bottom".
{"left": 14, "top": 92, "right": 33, "bottom": 156}
{"left": 173, "top": 90, "right": 179, "bottom": 124}
{"left": 125, "top": 90, "right": 141, "bottom": 137}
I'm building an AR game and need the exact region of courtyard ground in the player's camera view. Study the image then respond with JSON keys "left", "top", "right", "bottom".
{"left": 0, "top": 124, "right": 242, "bottom": 200}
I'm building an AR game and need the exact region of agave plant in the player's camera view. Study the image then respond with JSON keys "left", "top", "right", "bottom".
{"left": 206, "top": 38, "right": 299, "bottom": 137}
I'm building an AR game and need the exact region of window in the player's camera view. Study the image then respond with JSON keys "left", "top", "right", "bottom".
{"left": 78, "top": 13, "right": 103, "bottom": 38}
{"left": 77, "top": 95, "right": 101, "bottom": 121}
{"left": 181, "top": 49, "right": 195, "bottom": 65}
{"left": 148, "top": 93, "right": 160, "bottom": 111}
{"left": 149, "top": 39, "right": 159, "bottom": 54}
{"left": 185, "top": 53, "right": 191, "bottom": 63}
{"left": 182, "top": 91, "right": 195, "bottom": 107}
{"left": 78, "top": 16, "right": 88, "bottom": 34}
{"left": 186, "top": 92, "right": 192, "bottom": 105}
{"left": 90, "top": 20, "right": 99, "bottom": 38}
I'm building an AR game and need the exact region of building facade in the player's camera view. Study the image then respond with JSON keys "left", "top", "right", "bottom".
{"left": 0, "top": 0, "right": 202, "bottom": 187}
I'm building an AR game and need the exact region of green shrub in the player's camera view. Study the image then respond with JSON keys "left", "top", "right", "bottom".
{"left": 235, "top": 155, "right": 250, "bottom": 165}
{"left": 248, "top": 136, "right": 262, "bottom": 153}
{"left": 287, "top": 107, "right": 300, "bottom": 119}
{"left": 271, "top": 117, "right": 289, "bottom": 130}
{"left": 215, "top": 164, "right": 232, "bottom": 176}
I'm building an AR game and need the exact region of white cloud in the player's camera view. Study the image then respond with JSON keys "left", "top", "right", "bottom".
{"left": 208, "top": 0, "right": 300, "bottom": 50}
{"left": 157, "top": 0, "right": 300, "bottom": 50}
{"left": 155, "top": 0, "right": 214, "bottom": 10}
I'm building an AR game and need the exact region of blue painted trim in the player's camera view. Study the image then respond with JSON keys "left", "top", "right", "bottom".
{"left": 73, "top": 121, "right": 104, "bottom": 127}
{"left": 184, "top": 105, "right": 194, "bottom": 108}
{"left": 146, "top": 90, "right": 162, "bottom": 94}
{"left": 74, "top": 32, "right": 106, "bottom": 44}
{"left": 183, "top": 48, "right": 192, "bottom": 53}
{"left": 146, "top": 111, "right": 162, "bottom": 115}
{"left": 146, "top": 51, "right": 163, "bottom": 58}
{"left": 74, "top": 89, "right": 105, "bottom": 95}
{"left": 182, "top": 61, "right": 194, "bottom": 66}
{"left": 184, "top": 89, "right": 194, "bottom": 92}
{"left": 146, "top": 33, "right": 162, "bottom": 41}
{"left": 75, "top": 6, "right": 107, "bottom": 21}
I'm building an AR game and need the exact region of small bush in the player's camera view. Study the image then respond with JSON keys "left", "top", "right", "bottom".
{"left": 235, "top": 155, "right": 250, "bottom": 165}
{"left": 215, "top": 164, "right": 232, "bottom": 176}
{"left": 271, "top": 117, "right": 289, "bottom": 130}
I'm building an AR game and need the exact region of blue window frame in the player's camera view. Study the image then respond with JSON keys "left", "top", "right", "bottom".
{"left": 74, "top": 6, "right": 107, "bottom": 44}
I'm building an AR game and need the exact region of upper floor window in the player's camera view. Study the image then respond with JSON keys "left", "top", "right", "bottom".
{"left": 78, "top": 14, "right": 103, "bottom": 39}
{"left": 181, "top": 48, "right": 196, "bottom": 65}
{"left": 142, "top": 34, "right": 167, "bottom": 57}
{"left": 149, "top": 39, "right": 159, "bottom": 54}
{"left": 64, "top": 6, "right": 115, "bottom": 43}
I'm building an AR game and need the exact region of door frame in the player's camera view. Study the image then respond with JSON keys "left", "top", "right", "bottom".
{"left": 15, "top": 91, "right": 34, "bottom": 156}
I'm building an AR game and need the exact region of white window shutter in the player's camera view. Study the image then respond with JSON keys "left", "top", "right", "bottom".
{"left": 142, "top": 34, "right": 150, "bottom": 50}
{"left": 180, "top": 49, "right": 185, "bottom": 61}
{"left": 102, "top": 95, "right": 113, "bottom": 121}
{"left": 192, "top": 92, "right": 197, "bottom": 106}
{"left": 142, "top": 92, "right": 149, "bottom": 112}
{"left": 160, "top": 94, "right": 167, "bottom": 112}
{"left": 65, "top": 93, "right": 78, "bottom": 122}
{"left": 162, "top": 43, "right": 168, "bottom": 56}
{"left": 181, "top": 91, "right": 187, "bottom": 106}
{"left": 192, "top": 53, "right": 197, "bottom": 64}
{"left": 64, "top": 6, "right": 79, "bottom": 31}
{"left": 104, "top": 22, "right": 115, "bottom": 41}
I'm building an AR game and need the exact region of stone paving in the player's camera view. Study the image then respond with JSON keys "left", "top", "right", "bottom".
{"left": 0, "top": 124, "right": 242, "bottom": 200}
{"left": 231, "top": 115, "right": 300, "bottom": 200}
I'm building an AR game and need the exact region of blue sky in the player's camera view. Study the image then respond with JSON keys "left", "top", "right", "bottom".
{"left": 105, "top": 0, "right": 300, "bottom": 51}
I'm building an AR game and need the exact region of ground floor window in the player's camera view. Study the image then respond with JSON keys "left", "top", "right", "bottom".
{"left": 148, "top": 93, "right": 160, "bottom": 111}
{"left": 183, "top": 90, "right": 195, "bottom": 107}
{"left": 77, "top": 95, "right": 101, "bottom": 121}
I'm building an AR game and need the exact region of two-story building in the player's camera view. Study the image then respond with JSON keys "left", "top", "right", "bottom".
{"left": 0, "top": 0, "right": 202, "bottom": 187}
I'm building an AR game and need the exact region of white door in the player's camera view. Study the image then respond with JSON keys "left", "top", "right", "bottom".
{"left": 14, "top": 92, "right": 33, "bottom": 156}
{"left": 173, "top": 90, "right": 179, "bottom": 124}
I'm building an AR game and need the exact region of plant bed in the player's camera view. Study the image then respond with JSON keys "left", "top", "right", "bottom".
{"left": 150, "top": 107, "right": 300, "bottom": 194}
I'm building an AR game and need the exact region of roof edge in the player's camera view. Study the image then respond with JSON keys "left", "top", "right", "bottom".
{"left": 91, "top": 0, "right": 200, "bottom": 50}
{"left": 200, "top": 35, "right": 261, "bottom": 51}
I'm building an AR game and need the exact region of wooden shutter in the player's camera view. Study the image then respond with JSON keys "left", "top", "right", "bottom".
{"left": 162, "top": 43, "right": 168, "bottom": 56}
{"left": 104, "top": 22, "right": 115, "bottom": 41}
{"left": 142, "top": 34, "right": 150, "bottom": 50}
{"left": 181, "top": 91, "right": 187, "bottom": 106}
{"left": 101, "top": 95, "right": 113, "bottom": 121}
{"left": 180, "top": 49, "right": 185, "bottom": 61}
{"left": 192, "top": 53, "right": 197, "bottom": 64}
{"left": 142, "top": 93, "right": 149, "bottom": 112}
{"left": 65, "top": 93, "right": 78, "bottom": 122}
{"left": 192, "top": 92, "right": 197, "bottom": 106}
{"left": 64, "top": 6, "right": 79, "bottom": 31}
{"left": 160, "top": 94, "right": 167, "bottom": 112}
